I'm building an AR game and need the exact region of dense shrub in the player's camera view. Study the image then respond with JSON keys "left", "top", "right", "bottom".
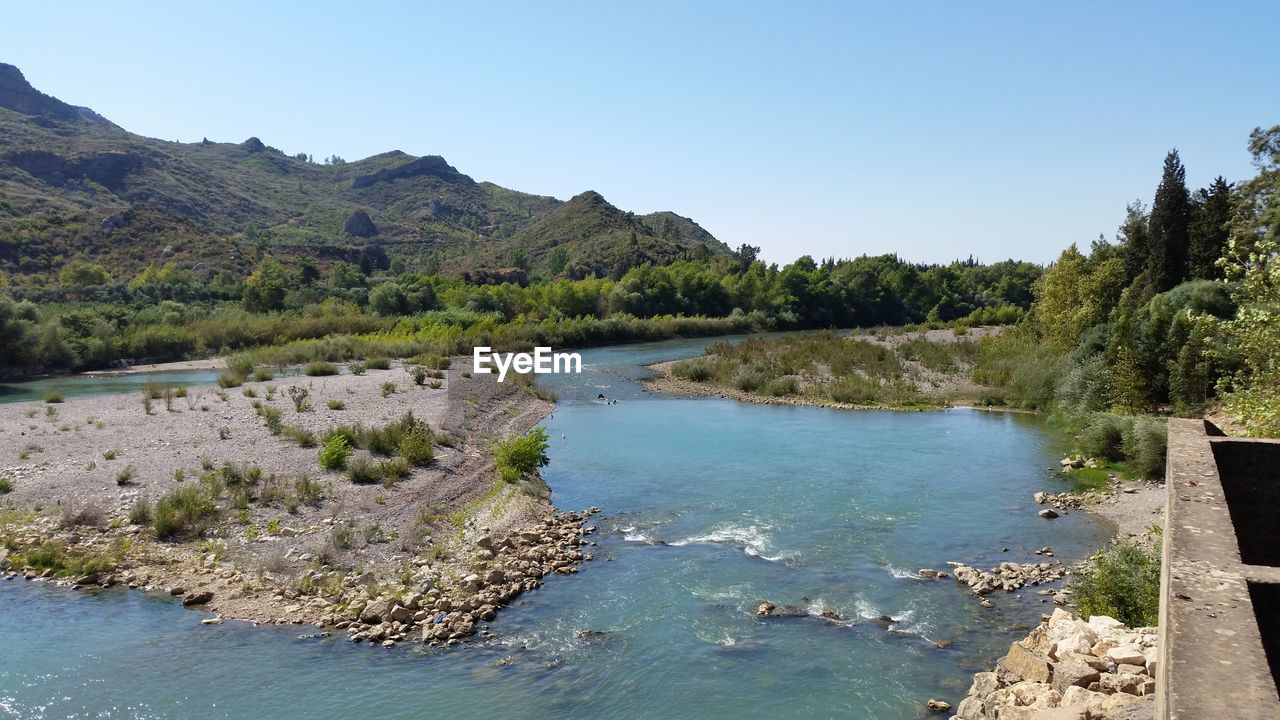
{"left": 399, "top": 425, "right": 435, "bottom": 466}
{"left": 493, "top": 427, "right": 550, "bottom": 483}
{"left": 1071, "top": 541, "right": 1161, "bottom": 627}
{"left": 1122, "top": 418, "right": 1168, "bottom": 480}
{"left": 346, "top": 454, "right": 381, "bottom": 484}
{"left": 1078, "top": 414, "right": 1129, "bottom": 463}
{"left": 304, "top": 361, "right": 339, "bottom": 376}
{"left": 318, "top": 434, "right": 352, "bottom": 470}
{"left": 153, "top": 485, "right": 218, "bottom": 539}
{"left": 671, "top": 357, "right": 712, "bottom": 381}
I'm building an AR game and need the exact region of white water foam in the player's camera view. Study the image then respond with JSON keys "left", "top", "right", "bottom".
{"left": 668, "top": 524, "right": 792, "bottom": 562}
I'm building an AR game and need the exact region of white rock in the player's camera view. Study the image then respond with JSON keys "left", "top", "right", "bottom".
{"left": 1106, "top": 644, "right": 1146, "bottom": 666}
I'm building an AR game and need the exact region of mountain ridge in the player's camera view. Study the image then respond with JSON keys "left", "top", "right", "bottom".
{"left": 0, "top": 62, "right": 730, "bottom": 284}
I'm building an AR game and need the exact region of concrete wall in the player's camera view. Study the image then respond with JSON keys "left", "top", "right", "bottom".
{"left": 1157, "top": 419, "right": 1280, "bottom": 718}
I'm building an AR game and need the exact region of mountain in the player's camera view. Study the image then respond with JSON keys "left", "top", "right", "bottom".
{"left": 0, "top": 63, "right": 729, "bottom": 284}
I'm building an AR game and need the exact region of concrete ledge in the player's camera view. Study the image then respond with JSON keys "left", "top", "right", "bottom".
{"left": 1157, "top": 419, "right": 1280, "bottom": 718}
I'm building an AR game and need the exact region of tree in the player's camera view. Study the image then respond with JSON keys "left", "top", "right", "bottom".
{"left": 735, "top": 244, "right": 760, "bottom": 274}
{"left": 1148, "top": 150, "right": 1192, "bottom": 292}
{"left": 1219, "top": 126, "right": 1280, "bottom": 435}
{"left": 1036, "top": 244, "right": 1122, "bottom": 349}
{"left": 368, "top": 282, "right": 407, "bottom": 316}
{"left": 58, "top": 261, "right": 110, "bottom": 288}
{"left": 1119, "top": 201, "right": 1151, "bottom": 287}
{"left": 545, "top": 246, "right": 569, "bottom": 277}
{"left": 1188, "top": 177, "right": 1233, "bottom": 280}
{"left": 242, "top": 259, "right": 289, "bottom": 312}
{"left": 297, "top": 257, "right": 321, "bottom": 286}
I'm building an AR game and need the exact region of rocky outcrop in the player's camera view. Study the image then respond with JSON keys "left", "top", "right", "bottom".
{"left": 343, "top": 210, "right": 378, "bottom": 237}
{"left": 350, "top": 155, "right": 466, "bottom": 189}
{"left": 947, "top": 560, "right": 1066, "bottom": 597}
{"left": 6, "top": 150, "right": 141, "bottom": 191}
{"left": 328, "top": 511, "right": 595, "bottom": 647}
{"left": 951, "top": 608, "right": 1157, "bottom": 720}
{"left": 0, "top": 63, "right": 115, "bottom": 125}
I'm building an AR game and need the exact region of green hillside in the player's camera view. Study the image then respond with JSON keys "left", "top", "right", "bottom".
{"left": 0, "top": 63, "right": 730, "bottom": 285}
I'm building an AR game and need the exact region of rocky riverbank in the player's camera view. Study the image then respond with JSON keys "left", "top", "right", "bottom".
{"left": 944, "top": 608, "right": 1157, "bottom": 719}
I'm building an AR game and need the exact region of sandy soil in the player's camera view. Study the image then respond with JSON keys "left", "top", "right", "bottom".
{"left": 1, "top": 355, "right": 565, "bottom": 630}
{"left": 1076, "top": 482, "right": 1167, "bottom": 542}
{"left": 79, "top": 358, "right": 227, "bottom": 376}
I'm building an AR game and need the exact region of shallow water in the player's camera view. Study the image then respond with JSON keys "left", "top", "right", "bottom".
{"left": 0, "top": 336, "right": 1106, "bottom": 718}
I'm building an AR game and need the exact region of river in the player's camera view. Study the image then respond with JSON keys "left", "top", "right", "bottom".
{"left": 0, "top": 336, "right": 1108, "bottom": 719}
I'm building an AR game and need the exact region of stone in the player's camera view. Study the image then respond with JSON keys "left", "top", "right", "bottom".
{"left": 360, "top": 598, "right": 392, "bottom": 625}
{"left": 1051, "top": 656, "right": 1100, "bottom": 693}
{"left": 999, "top": 643, "right": 1053, "bottom": 684}
{"left": 1085, "top": 615, "right": 1125, "bottom": 634}
{"left": 925, "top": 698, "right": 950, "bottom": 712}
{"left": 182, "top": 590, "right": 213, "bottom": 606}
{"left": 1105, "top": 645, "right": 1146, "bottom": 666}
{"left": 1098, "top": 672, "right": 1148, "bottom": 696}
{"left": 1038, "top": 509, "right": 1059, "bottom": 519}
{"left": 343, "top": 210, "right": 378, "bottom": 237}
{"left": 955, "top": 696, "right": 985, "bottom": 720}
{"left": 971, "top": 671, "right": 999, "bottom": 698}
{"left": 389, "top": 604, "right": 412, "bottom": 623}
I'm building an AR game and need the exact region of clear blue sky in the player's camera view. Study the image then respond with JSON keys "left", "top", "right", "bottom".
{"left": 4, "top": 2, "right": 1277, "bottom": 264}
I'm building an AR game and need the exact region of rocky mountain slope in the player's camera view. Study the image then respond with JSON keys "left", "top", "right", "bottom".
{"left": 0, "top": 63, "right": 729, "bottom": 283}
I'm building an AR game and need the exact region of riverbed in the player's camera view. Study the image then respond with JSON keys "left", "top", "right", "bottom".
{"left": 0, "top": 336, "right": 1109, "bottom": 719}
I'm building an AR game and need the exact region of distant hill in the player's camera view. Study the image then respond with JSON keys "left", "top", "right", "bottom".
{"left": 0, "top": 63, "right": 730, "bottom": 284}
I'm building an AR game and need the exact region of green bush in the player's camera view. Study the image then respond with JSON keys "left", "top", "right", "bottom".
{"left": 348, "top": 361, "right": 366, "bottom": 376}
{"left": 1122, "top": 418, "right": 1168, "bottom": 480}
{"left": 0, "top": 477, "right": 12, "bottom": 494}
{"left": 327, "top": 399, "right": 345, "bottom": 410}
{"left": 758, "top": 376, "right": 798, "bottom": 397}
{"left": 378, "top": 457, "right": 412, "bottom": 485}
{"left": 346, "top": 454, "right": 382, "bottom": 484}
{"left": 257, "top": 405, "right": 284, "bottom": 435}
{"left": 829, "top": 375, "right": 879, "bottom": 405}
{"left": 43, "top": 391, "right": 65, "bottom": 403}
{"left": 731, "top": 366, "right": 767, "bottom": 392}
{"left": 493, "top": 427, "right": 550, "bottom": 483}
{"left": 128, "top": 497, "right": 152, "bottom": 525}
{"left": 305, "top": 361, "right": 339, "bottom": 377}
{"left": 1071, "top": 541, "right": 1161, "bottom": 627}
{"left": 365, "top": 357, "right": 391, "bottom": 370}
{"left": 217, "top": 372, "right": 244, "bottom": 388}
{"left": 226, "top": 354, "right": 254, "bottom": 377}
{"left": 283, "top": 424, "right": 317, "bottom": 447}
{"left": 153, "top": 485, "right": 219, "bottom": 539}
{"left": 410, "top": 366, "right": 428, "bottom": 386}
{"left": 399, "top": 425, "right": 434, "bottom": 466}
{"left": 671, "top": 357, "right": 712, "bottom": 381}
{"left": 294, "top": 475, "right": 326, "bottom": 505}
{"left": 253, "top": 369, "right": 275, "bottom": 382}
{"left": 319, "top": 434, "right": 352, "bottom": 470}
{"left": 1078, "top": 414, "right": 1130, "bottom": 463}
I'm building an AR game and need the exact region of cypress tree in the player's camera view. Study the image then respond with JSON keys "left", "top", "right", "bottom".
{"left": 1187, "top": 176, "right": 1233, "bottom": 280}
{"left": 1148, "top": 150, "right": 1192, "bottom": 292}
{"left": 1119, "top": 201, "right": 1151, "bottom": 287}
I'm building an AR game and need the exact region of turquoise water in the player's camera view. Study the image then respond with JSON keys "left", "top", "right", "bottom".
{"left": 0, "top": 370, "right": 227, "bottom": 403}
{"left": 0, "top": 337, "right": 1106, "bottom": 719}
